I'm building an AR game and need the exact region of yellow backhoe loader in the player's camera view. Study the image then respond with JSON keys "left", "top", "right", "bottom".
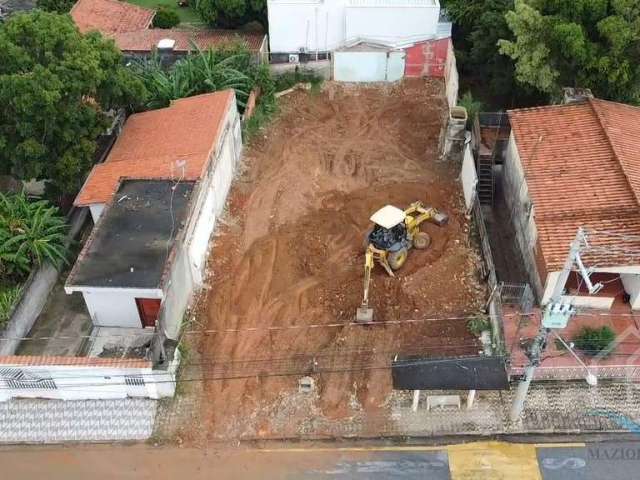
{"left": 356, "top": 201, "right": 448, "bottom": 323}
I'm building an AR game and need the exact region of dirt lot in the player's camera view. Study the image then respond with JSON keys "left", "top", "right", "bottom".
{"left": 193, "top": 80, "right": 486, "bottom": 440}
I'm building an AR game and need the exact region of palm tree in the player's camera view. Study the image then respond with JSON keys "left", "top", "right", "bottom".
{"left": 130, "top": 43, "right": 259, "bottom": 112}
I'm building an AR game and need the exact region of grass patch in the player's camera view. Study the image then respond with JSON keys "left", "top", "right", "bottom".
{"left": 124, "top": 0, "right": 203, "bottom": 26}
{"left": 0, "top": 283, "right": 23, "bottom": 329}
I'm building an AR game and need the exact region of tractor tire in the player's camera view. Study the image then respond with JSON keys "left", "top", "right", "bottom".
{"left": 388, "top": 247, "right": 408, "bottom": 270}
{"left": 413, "top": 231, "right": 431, "bottom": 250}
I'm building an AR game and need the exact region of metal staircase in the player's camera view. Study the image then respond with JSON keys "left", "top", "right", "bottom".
{"left": 477, "top": 154, "right": 494, "bottom": 205}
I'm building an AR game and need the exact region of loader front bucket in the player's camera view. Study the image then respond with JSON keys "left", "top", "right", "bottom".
{"left": 356, "top": 305, "right": 374, "bottom": 323}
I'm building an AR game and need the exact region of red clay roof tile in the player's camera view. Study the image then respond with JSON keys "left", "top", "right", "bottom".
{"left": 113, "top": 29, "right": 265, "bottom": 53}
{"left": 0, "top": 355, "right": 151, "bottom": 368}
{"left": 75, "top": 90, "right": 234, "bottom": 206}
{"left": 509, "top": 99, "right": 640, "bottom": 271}
{"left": 71, "top": 0, "right": 154, "bottom": 35}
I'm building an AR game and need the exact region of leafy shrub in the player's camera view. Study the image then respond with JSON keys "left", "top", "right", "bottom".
{"left": 573, "top": 326, "right": 616, "bottom": 356}
{"left": 35, "top": 0, "right": 74, "bottom": 13}
{"left": 467, "top": 314, "right": 491, "bottom": 337}
{"left": 153, "top": 7, "right": 181, "bottom": 29}
{"left": 131, "top": 43, "right": 274, "bottom": 114}
{"left": 0, "top": 192, "right": 68, "bottom": 280}
{"left": 458, "top": 91, "right": 484, "bottom": 129}
{"left": 0, "top": 284, "right": 22, "bottom": 329}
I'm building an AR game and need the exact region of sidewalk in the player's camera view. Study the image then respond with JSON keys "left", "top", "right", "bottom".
{"left": 0, "top": 398, "right": 157, "bottom": 443}
{"left": 153, "top": 380, "right": 640, "bottom": 441}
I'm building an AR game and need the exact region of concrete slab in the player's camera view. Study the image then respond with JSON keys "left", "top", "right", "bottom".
{"left": 87, "top": 326, "right": 154, "bottom": 359}
{"left": 16, "top": 282, "right": 92, "bottom": 357}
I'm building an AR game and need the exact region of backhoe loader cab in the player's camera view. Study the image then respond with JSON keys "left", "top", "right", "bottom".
{"left": 356, "top": 201, "right": 448, "bottom": 323}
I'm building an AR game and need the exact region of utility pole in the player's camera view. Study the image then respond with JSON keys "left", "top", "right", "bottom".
{"left": 509, "top": 325, "right": 547, "bottom": 422}
{"left": 509, "top": 229, "right": 584, "bottom": 422}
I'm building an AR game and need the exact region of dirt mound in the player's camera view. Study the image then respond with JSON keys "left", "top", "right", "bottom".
{"left": 194, "top": 80, "right": 486, "bottom": 439}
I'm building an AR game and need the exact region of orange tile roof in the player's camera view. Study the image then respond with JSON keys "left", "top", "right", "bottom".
{"left": 113, "top": 29, "right": 266, "bottom": 53}
{"left": 0, "top": 355, "right": 151, "bottom": 368}
{"left": 509, "top": 99, "right": 640, "bottom": 271}
{"left": 71, "top": 0, "right": 154, "bottom": 35}
{"left": 75, "top": 90, "right": 234, "bottom": 206}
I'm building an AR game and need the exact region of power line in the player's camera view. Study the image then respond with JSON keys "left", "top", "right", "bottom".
{"left": 0, "top": 312, "right": 531, "bottom": 342}
{"left": 0, "top": 344, "right": 486, "bottom": 384}
{"left": 0, "top": 356, "right": 495, "bottom": 392}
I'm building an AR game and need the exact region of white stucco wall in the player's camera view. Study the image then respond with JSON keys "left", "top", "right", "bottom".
{"left": 621, "top": 273, "right": 640, "bottom": 310}
{"left": 267, "top": 0, "right": 440, "bottom": 54}
{"left": 186, "top": 101, "right": 243, "bottom": 285}
{"left": 78, "top": 288, "right": 162, "bottom": 328}
{"left": 88, "top": 203, "right": 105, "bottom": 223}
{"left": 0, "top": 356, "right": 179, "bottom": 402}
{"left": 345, "top": 4, "right": 439, "bottom": 45}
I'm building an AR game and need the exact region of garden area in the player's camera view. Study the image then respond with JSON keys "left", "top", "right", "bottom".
{"left": 0, "top": 193, "right": 68, "bottom": 330}
{"left": 126, "top": 0, "right": 202, "bottom": 26}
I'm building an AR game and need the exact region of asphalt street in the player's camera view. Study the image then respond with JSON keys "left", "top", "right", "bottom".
{"left": 2, "top": 440, "right": 640, "bottom": 479}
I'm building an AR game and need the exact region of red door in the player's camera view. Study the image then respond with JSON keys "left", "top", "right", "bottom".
{"left": 136, "top": 298, "right": 161, "bottom": 328}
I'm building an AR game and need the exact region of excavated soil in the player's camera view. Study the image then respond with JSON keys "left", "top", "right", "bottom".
{"left": 194, "top": 80, "right": 486, "bottom": 440}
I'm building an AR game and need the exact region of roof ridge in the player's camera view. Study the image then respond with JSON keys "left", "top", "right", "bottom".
{"left": 507, "top": 102, "right": 587, "bottom": 115}
{"left": 588, "top": 97, "right": 640, "bottom": 210}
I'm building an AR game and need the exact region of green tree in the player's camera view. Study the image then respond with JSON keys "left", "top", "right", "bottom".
{"left": 153, "top": 7, "right": 181, "bottom": 29}
{"left": 36, "top": 0, "right": 75, "bottom": 13}
{"left": 0, "top": 11, "right": 147, "bottom": 196}
{"left": 499, "top": 0, "right": 640, "bottom": 103}
{"left": 441, "top": 0, "right": 543, "bottom": 108}
{"left": 195, "top": 0, "right": 266, "bottom": 28}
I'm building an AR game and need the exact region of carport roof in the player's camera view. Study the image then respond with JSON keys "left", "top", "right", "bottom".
{"left": 67, "top": 180, "right": 194, "bottom": 290}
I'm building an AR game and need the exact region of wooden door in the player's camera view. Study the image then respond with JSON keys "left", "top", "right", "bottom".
{"left": 135, "top": 298, "right": 161, "bottom": 328}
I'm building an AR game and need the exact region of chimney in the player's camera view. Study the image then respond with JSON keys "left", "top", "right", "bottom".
{"left": 157, "top": 38, "right": 176, "bottom": 53}
{"left": 562, "top": 87, "right": 594, "bottom": 104}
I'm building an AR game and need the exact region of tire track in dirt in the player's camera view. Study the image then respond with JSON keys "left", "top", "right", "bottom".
{"left": 196, "top": 81, "right": 486, "bottom": 439}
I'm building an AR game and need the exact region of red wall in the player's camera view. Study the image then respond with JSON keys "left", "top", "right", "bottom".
{"left": 404, "top": 38, "right": 450, "bottom": 78}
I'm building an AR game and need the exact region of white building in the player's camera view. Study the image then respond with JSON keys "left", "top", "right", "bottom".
{"left": 68, "top": 90, "right": 242, "bottom": 335}
{"left": 267, "top": 0, "right": 445, "bottom": 60}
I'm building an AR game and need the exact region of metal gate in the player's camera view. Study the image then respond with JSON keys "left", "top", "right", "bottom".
{"left": 334, "top": 50, "right": 406, "bottom": 82}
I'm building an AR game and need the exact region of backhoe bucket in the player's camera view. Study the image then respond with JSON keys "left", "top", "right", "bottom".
{"left": 356, "top": 304, "right": 374, "bottom": 323}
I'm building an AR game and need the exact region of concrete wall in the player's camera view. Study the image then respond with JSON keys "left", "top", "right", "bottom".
{"left": 81, "top": 288, "right": 163, "bottom": 328}
{"left": 0, "top": 207, "right": 89, "bottom": 356}
{"left": 502, "top": 132, "right": 544, "bottom": 298}
{"left": 270, "top": 60, "right": 332, "bottom": 79}
{"left": 267, "top": 0, "right": 440, "bottom": 54}
{"left": 444, "top": 39, "right": 458, "bottom": 110}
{"left": 0, "top": 356, "right": 179, "bottom": 402}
